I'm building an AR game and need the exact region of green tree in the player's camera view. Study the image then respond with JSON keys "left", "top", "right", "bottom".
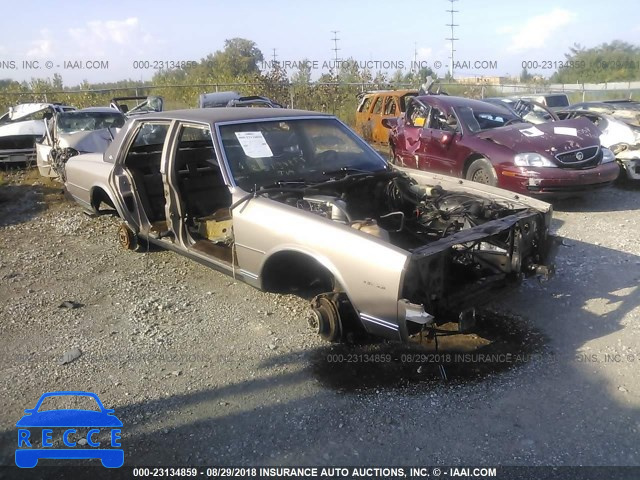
{"left": 205, "top": 38, "right": 264, "bottom": 79}
{"left": 551, "top": 41, "right": 640, "bottom": 83}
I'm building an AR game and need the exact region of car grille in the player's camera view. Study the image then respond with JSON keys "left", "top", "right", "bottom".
{"left": 555, "top": 146, "right": 601, "bottom": 169}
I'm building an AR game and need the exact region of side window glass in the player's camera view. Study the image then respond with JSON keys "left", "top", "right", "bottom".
{"left": 429, "top": 107, "right": 458, "bottom": 132}
{"left": 384, "top": 97, "right": 397, "bottom": 116}
{"left": 175, "top": 125, "right": 216, "bottom": 171}
{"left": 358, "top": 97, "right": 372, "bottom": 113}
{"left": 131, "top": 123, "right": 170, "bottom": 150}
{"left": 371, "top": 97, "right": 383, "bottom": 115}
{"left": 408, "top": 103, "right": 430, "bottom": 128}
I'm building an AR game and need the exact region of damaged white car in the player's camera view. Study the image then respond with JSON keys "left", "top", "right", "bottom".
{"left": 0, "top": 103, "right": 75, "bottom": 163}
{"left": 64, "top": 109, "right": 556, "bottom": 343}
{"left": 558, "top": 108, "right": 640, "bottom": 181}
{"left": 36, "top": 107, "right": 125, "bottom": 180}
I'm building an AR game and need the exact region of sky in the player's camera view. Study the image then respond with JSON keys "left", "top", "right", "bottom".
{"left": 0, "top": 0, "right": 639, "bottom": 86}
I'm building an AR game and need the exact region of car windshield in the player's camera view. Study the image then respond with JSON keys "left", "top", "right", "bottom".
{"left": 58, "top": 111, "right": 125, "bottom": 134}
{"left": 37, "top": 395, "right": 101, "bottom": 412}
{"left": 219, "top": 118, "right": 387, "bottom": 191}
{"left": 455, "top": 106, "right": 517, "bottom": 133}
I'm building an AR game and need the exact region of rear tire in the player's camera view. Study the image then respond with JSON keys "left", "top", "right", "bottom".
{"left": 466, "top": 158, "right": 498, "bottom": 186}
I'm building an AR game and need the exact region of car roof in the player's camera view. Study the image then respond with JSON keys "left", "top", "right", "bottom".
{"left": 132, "top": 108, "right": 333, "bottom": 124}
{"left": 416, "top": 95, "right": 514, "bottom": 114}
{"left": 64, "top": 107, "right": 123, "bottom": 114}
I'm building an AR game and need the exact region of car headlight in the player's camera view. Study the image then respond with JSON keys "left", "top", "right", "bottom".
{"left": 514, "top": 152, "right": 557, "bottom": 167}
{"left": 601, "top": 147, "right": 616, "bottom": 164}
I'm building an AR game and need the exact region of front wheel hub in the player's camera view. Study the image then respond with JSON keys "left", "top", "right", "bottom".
{"left": 310, "top": 295, "right": 343, "bottom": 342}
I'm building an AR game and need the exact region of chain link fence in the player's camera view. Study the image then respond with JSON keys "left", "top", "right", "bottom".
{"left": 1, "top": 81, "right": 637, "bottom": 126}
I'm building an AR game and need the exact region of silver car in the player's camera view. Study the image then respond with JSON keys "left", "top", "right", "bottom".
{"left": 36, "top": 107, "right": 125, "bottom": 180}
{"left": 64, "top": 108, "right": 555, "bottom": 343}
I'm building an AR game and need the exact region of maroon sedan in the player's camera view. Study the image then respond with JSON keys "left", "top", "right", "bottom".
{"left": 386, "top": 95, "right": 620, "bottom": 197}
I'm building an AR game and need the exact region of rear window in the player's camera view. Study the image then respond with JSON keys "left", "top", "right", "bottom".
{"left": 544, "top": 95, "right": 569, "bottom": 108}
{"left": 372, "top": 97, "right": 383, "bottom": 115}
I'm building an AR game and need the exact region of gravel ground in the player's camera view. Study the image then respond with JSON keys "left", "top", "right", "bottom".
{"left": 0, "top": 169, "right": 639, "bottom": 469}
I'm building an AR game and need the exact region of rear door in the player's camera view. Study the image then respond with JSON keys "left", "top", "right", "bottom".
{"left": 397, "top": 99, "right": 432, "bottom": 169}
{"left": 108, "top": 120, "right": 173, "bottom": 232}
{"left": 372, "top": 95, "right": 400, "bottom": 144}
{"left": 361, "top": 95, "right": 383, "bottom": 143}
{"left": 354, "top": 95, "right": 374, "bottom": 139}
{"left": 418, "top": 104, "right": 460, "bottom": 175}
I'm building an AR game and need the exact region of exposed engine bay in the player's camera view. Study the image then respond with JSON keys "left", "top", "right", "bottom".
{"left": 268, "top": 171, "right": 552, "bottom": 328}
{"left": 274, "top": 172, "right": 543, "bottom": 252}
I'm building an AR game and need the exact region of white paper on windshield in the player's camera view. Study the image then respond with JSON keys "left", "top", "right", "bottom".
{"left": 234, "top": 131, "right": 273, "bottom": 158}
{"left": 520, "top": 126, "right": 544, "bottom": 137}
{"left": 553, "top": 126, "right": 577, "bottom": 136}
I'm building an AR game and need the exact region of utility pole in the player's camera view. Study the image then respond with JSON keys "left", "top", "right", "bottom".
{"left": 446, "top": 0, "right": 459, "bottom": 79}
{"left": 272, "top": 48, "right": 278, "bottom": 64}
{"left": 331, "top": 30, "right": 341, "bottom": 70}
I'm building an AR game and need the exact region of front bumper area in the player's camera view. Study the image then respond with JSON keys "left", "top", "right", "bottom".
{"left": 499, "top": 162, "right": 621, "bottom": 197}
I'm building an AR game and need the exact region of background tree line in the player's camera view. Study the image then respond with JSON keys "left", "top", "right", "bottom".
{"left": 1, "top": 38, "right": 639, "bottom": 125}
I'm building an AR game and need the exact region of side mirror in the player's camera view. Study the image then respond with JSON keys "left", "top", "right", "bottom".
{"left": 381, "top": 118, "right": 397, "bottom": 129}
{"left": 440, "top": 133, "right": 454, "bottom": 146}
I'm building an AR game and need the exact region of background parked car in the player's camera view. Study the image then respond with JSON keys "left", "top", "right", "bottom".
{"left": 516, "top": 93, "right": 570, "bottom": 111}
{"left": 556, "top": 109, "right": 640, "bottom": 181}
{"left": 354, "top": 90, "right": 417, "bottom": 145}
{"left": 109, "top": 96, "right": 163, "bottom": 116}
{"left": 386, "top": 95, "right": 620, "bottom": 197}
{"left": 198, "top": 91, "right": 282, "bottom": 108}
{"left": 0, "top": 103, "right": 76, "bottom": 163}
{"left": 568, "top": 99, "right": 640, "bottom": 127}
{"left": 483, "top": 97, "right": 557, "bottom": 124}
{"left": 36, "top": 107, "right": 126, "bottom": 180}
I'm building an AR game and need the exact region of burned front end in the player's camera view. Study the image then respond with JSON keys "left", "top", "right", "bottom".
{"left": 400, "top": 196, "right": 551, "bottom": 335}
{"left": 266, "top": 170, "right": 554, "bottom": 340}
{"left": 374, "top": 174, "right": 552, "bottom": 335}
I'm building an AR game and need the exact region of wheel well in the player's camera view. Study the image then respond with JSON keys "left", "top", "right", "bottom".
{"left": 463, "top": 154, "right": 486, "bottom": 177}
{"left": 261, "top": 251, "right": 336, "bottom": 298}
{"left": 91, "top": 187, "right": 115, "bottom": 213}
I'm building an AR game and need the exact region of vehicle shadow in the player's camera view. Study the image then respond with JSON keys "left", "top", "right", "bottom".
{"left": 0, "top": 184, "right": 60, "bottom": 227}
{"left": 1, "top": 243, "right": 638, "bottom": 472}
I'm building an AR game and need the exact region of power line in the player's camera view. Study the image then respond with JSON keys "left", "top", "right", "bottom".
{"left": 331, "top": 30, "right": 341, "bottom": 68}
{"left": 445, "top": 0, "right": 459, "bottom": 78}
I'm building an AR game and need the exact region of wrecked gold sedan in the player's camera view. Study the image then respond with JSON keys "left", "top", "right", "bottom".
{"left": 64, "top": 108, "right": 555, "bottom": 342}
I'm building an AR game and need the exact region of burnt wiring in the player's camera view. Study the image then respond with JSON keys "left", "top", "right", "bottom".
{"left": 382, "top": 176, "right": 518, "bottom": 245}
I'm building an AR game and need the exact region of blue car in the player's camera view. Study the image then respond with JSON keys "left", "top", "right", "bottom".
{"left": 15, "top": 391, "right": 123, "bottom": 468}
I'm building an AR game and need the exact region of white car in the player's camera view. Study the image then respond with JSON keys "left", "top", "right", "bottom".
{"left": 0, "top": 103, "right": 75, "bottom": 163}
